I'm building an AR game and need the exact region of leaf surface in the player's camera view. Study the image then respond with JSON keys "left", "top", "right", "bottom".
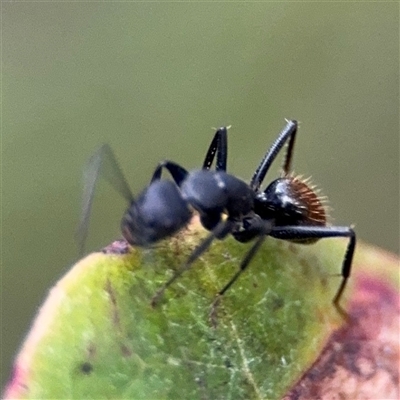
{"left": 4, "top": 220, "right": 398, "bottom": 399}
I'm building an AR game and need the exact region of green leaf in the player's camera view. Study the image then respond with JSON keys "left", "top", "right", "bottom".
{"left": 5, "top": 220, "right": 354, "bottom": 399}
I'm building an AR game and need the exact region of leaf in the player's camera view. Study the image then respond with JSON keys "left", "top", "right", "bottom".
{"left": 284, "top": 245, "right": 399, "bottom": 399}
{"left": 4, "top": 219, "right": 398, "bottom": 399}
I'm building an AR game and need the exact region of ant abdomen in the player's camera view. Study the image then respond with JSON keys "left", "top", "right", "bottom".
{"left": 254, "top": 176, "right": 327, "bottom": 244}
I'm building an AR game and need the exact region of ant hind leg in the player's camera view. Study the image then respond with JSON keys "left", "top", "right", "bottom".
{"left": 250, "top": 119, "right": 298, "bottom": 191}
{"left": 270, "top": 225, "right": 356, "bottom": 320}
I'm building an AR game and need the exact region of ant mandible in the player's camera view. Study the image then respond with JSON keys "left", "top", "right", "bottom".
{"left": 78, "top": 120, "right": 356, "bottom": 317}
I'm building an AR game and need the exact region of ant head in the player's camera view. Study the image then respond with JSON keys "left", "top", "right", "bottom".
{"left": 254, "top": 176, "right": 327, "bottom": 227}
{"left": 121, "top": 180, "right": 192, "bottom": 247}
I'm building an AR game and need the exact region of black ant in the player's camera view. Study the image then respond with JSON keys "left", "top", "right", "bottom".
{"left": 78, "top": 120, "right": 356, "bottom": 318}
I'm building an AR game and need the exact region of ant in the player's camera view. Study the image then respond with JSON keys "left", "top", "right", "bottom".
{"left": 78, "top": 120, "right": 356, "bottom": 318}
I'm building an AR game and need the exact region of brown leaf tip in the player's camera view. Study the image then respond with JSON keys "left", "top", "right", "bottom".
{"left": 102, "top": 240, "right": 131, "bottom": 254}
{"left": 283, "top": 275, "right": 399, "bottom": 400}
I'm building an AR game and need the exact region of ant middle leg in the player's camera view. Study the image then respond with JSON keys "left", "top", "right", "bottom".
{"left": 151, "top": 218, "right": 236, "bottom": 307}
{"left": 214, "top": 234, "right": 266, "bottom": 299}
{"left": 210, "top": 218, "right": 273, "bottom": 321}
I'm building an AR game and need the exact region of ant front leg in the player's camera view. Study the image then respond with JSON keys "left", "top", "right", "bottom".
{"left": 202, "top": 127, "right": 228, "bottom": 171}
{"left": 270, "top": 225, "right": 356, "bottom": 319}
{"left": 151, "top": 126, "right": 228, "bottom": 186}
{"left": 150, "top": 160, "right": 189, "bottom": 186}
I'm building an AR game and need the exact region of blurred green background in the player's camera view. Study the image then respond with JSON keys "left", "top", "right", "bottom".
{"left": 2, "top": 2, "right": 398, "bottom": 389}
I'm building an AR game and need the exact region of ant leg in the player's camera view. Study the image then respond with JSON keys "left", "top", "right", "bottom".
{"left": 202, "top": 127, "right": 228, "bottom": 171}
{"left": 232, "top": 215, "right": 273, "bottom": 243}
{"left": 210, "top": 218, "right": 273, "bottom": 320}
{"left": 151, "top": 219, "right": 235, "bottom": 307}
{"left": 270, "top": 225, "right": 356, "bottom": 318}
{"left": 76, "top": 144, "right": 134, "bottom": 255}
{"left": 217, "top": 234, "right": 266, "bottom": 297}
{"left": 250, "top": 119, "right": 298, "bottom": 191}
{"left": 281, "top": 121, "right": 298, "bottom": 176}
{"left": 151, "top": 127, "right": 228, "bottom": 185}
{"left": 150, "top": 160, "right": 189, "bottom": 186}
